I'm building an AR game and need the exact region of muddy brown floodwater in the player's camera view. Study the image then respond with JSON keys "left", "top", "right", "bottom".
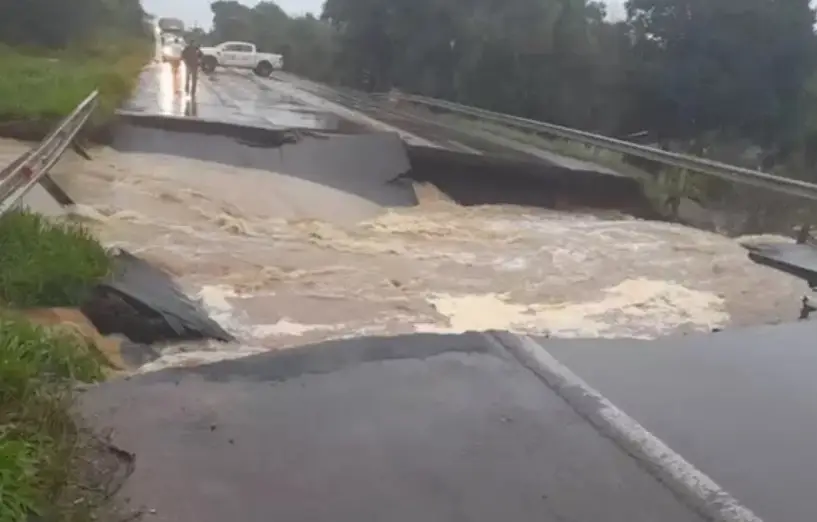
{"left": 0, "top": 139, "right": 804, "bottom": 371}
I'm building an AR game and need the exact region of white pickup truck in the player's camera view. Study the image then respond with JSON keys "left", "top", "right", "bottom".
{"left": 199, "top": 41, "right": 283, "bottom": 77}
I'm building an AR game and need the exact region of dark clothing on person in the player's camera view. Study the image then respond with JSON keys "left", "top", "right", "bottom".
{"left": 181, "top": 44, "right": 201, "bottom": 67}
{"left": 181, "top": 43, "right": 202, "bottom": 98}
{"left": 185, "top": 65, "right": 199, "bottom": 98}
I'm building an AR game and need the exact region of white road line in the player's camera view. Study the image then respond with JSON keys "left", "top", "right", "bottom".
{"left": 446, "top": 140, "right": 483, "bottom": 155}
{"left": 491, "top": 331, "right": 763, "bottom": 522}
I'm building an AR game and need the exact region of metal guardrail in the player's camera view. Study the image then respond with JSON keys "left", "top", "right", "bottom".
{"left": 0, "top": 90, "right": 99, "bottom": 215}
{"left": 388, "top": 93, "right": 817, "bottom": 202}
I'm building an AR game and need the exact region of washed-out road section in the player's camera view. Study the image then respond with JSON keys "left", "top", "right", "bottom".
{"left": 11, "top": 62, "right": 812, "bottom": 521}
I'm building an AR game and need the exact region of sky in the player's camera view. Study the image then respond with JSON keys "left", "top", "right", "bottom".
{"left": 143, "top": 0, "right": 627, "bottom": 30}
{"left": 143, "top": 0, "right": 324, "bottom": 28}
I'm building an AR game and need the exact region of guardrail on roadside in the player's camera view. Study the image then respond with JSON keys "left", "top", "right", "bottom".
{"left": 383, "top": 92, "right": 817, "bottom": 202}
{"left": 0, "top": 90, "right": 99, "bottom": 216}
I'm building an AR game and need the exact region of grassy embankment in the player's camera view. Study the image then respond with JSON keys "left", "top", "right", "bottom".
{"left": 0, "top": 39, "right": 146, "bottom": 522}
{"left": 0, "top": 211, "right": 114, "bottom": 522}
{"left": 0, "top": 39, "right": 149, "bottom": 137}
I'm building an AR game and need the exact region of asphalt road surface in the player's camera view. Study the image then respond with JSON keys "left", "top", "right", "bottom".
{"left": 272, "top": 72, "right": 624, "bottom": 175}
{"left": 122, "top": 64, "right": 359, "bottom": 132}
{"left": 122, "top": 64, "right": 435, "bottom": 141}
{"left": 544, "top": 320, "right": 817, "bottom": 522}
{"left": 80, "top": 333, "right": 707, "bottom": 522}
{"left": 122, "top": 63, "right": 622, "bottom": 170}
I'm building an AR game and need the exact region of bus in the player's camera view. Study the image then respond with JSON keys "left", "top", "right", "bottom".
{"left": 157, "top": 17, "right": 185, "bottom": 34}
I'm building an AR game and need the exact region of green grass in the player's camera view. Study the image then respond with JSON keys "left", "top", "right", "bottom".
{"left": 0, "top": 210, "right": 111, "bottom": 308}
{"left": 0, "top": 38, "right": 137, "bottom": 522}
{"left": 0, "top": 312, "right": 104, "bottom": 522}
{"left": 0, "top": 211, "right": 113, "bottom": 522}
{"left": 0, "top": 39, "right": 149, "bottom": 125}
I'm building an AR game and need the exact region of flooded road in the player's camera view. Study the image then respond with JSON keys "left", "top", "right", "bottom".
{"left": 45, "top": 159, "right": 804, "bottom": 371}
{"left": 5, "top": 66, "right": 805, "bottom": 370}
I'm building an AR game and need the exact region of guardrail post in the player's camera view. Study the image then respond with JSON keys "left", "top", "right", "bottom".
{"left": 797, "top": 224, "right": 811, "bottom": 244}
{"left": 0, "top": 90, "right": 98, "bottom": 216}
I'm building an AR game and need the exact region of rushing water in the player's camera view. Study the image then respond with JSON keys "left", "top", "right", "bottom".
{"left": 0, "top": 72, "right": 806, "bottom": 369}
{"left": 0, "top": 135, "right": 789, "bottom": 371}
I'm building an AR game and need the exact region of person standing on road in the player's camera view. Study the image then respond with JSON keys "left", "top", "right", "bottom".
{"left": 182, "top": 40, "right": 203, "bottom": 99}
{"left": 167, "top": 36, "right": 185, "bottom": 92}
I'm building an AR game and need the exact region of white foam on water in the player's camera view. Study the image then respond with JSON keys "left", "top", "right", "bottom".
{"left": 416, "top": 278, "right": 729, "bottom": 339}
{"left": 66, "top": 203, "right": 109, "bottom": 223}
{"left": 252, "top": 318, "right": 340, "bottom": 337}
{"left": 196, "top": 284, "right": 347, "bottom": 340}
{"left": 136, "top": 341, "right": 268, "bottom": 374}
{"left": 196, "top": 284, "right": 248, "bottom": 337}
{"left": 737, "top": 234, "right": 794, "bottom": 247}
{"left": 35, "top": 139, "right": 806, "bottom": 372}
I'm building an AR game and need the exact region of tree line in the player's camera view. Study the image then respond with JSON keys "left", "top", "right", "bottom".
{"left": 202, "top": 0, "right": 816, "bottom": 174}
{"left": 0, "top": 0, "right": 147, "bottom": 48}
{"left": 4, "top": 0, "right": 815, "bottom": 176}
{"left": 202, "top": 0, "right": 817, "bottom": 176}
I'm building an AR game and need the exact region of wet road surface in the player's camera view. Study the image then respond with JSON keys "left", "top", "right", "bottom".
{"left": 542, "top": 320, "right": 817, "bottom": 522}
{"left": 121, "top": 63, "right": 624, "bottom": 170}
{"left": 273, "top": 72, "right": 625, "bottom": 175}
{"left": 122, "top": 64, "right": 361, "bottom": 132}
{"left": 80, "top": 333, "right": 706, "bottom": 522}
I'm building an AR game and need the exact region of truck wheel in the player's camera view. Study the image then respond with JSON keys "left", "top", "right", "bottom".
{"left": 201, "top": 56, "right": 217, "bottom": 74}
{"left": 254, "top": 61, "right": 273, "bottom": 78}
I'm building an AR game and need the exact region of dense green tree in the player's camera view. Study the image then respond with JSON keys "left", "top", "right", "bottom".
{"left": 320, "top": 0, "right": 629, "bottom": 131}
{"left": 0, "top": 0, "right": 146, "bottom": 48}
{"left": 210, "top": 0, "right": 254, "bottom": 43}
{"left": 626, "top": 0, "right": 817, "bottom": 149}
{"left": 209, "top": 1, "right": 338, "bottom": 80}
{"left": 317, "top": 0, "right": 817, "bottom": 163}
{"left": 7, "top": 0, "right": 806, "bottom": 173}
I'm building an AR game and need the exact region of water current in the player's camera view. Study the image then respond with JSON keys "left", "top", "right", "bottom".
{"left": 0, "top": 91, "right": 805, "bottom": 373}
{"left": 0, "top": 134, "right": 799, "bottom": 372}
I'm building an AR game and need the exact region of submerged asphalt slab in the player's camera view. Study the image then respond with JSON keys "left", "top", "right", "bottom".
{"left": 80, "top": 333, "right": 706, "bottom": 522}
{"left": 110, "top": 123, "right": 417, "bottom": 221}
{"left": 542, "top": 320, "right": 817, "bottom": 522}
